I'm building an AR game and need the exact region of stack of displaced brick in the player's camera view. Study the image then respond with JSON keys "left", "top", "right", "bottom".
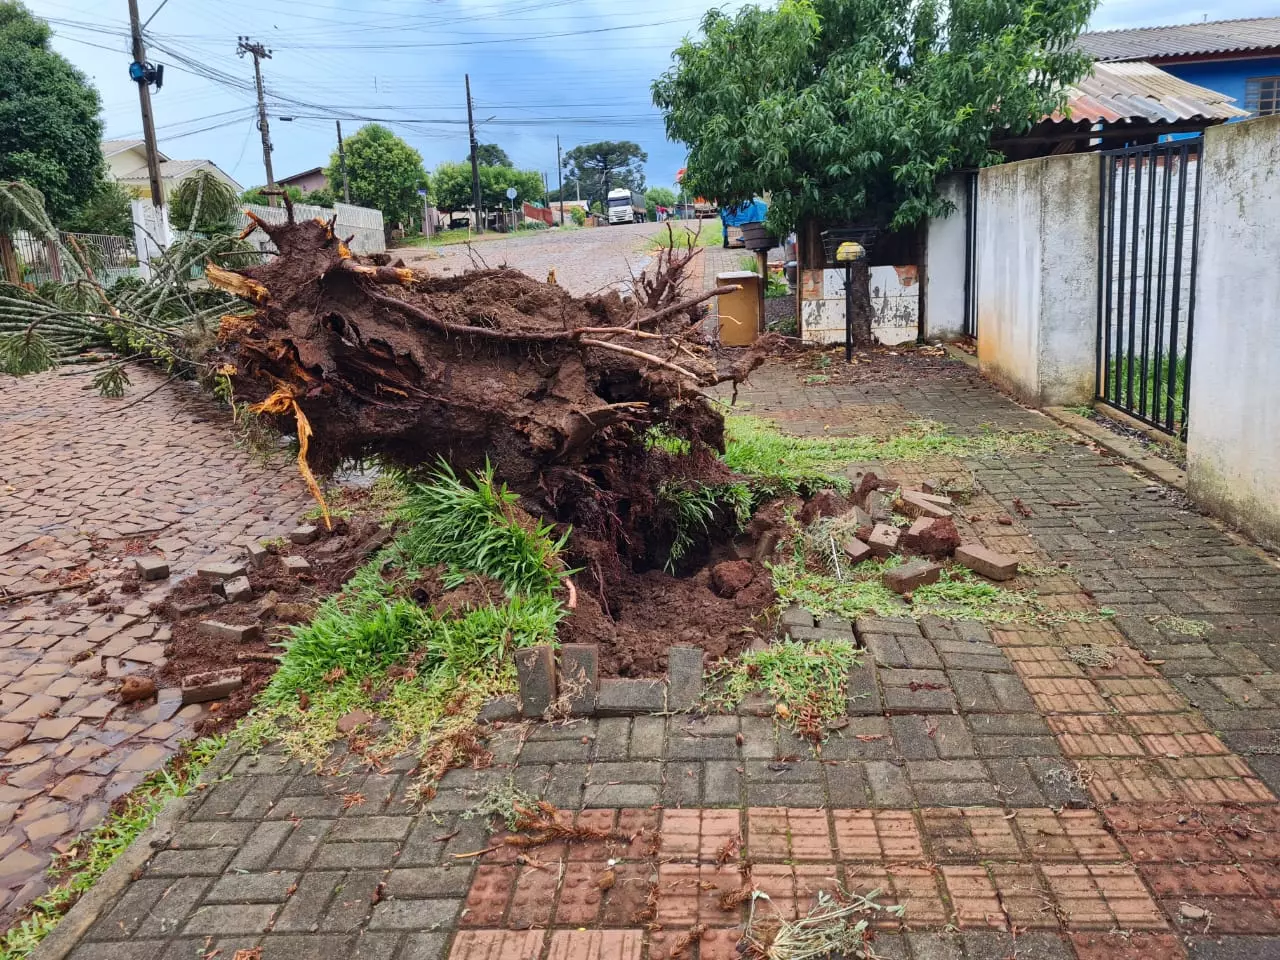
{"left": 128, "top": 525, "right": 318, "bottom": 708}
{"left": 839, "top": 474, "right": 1019, "bottom": 595}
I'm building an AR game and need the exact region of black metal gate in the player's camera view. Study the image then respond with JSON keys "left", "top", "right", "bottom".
{"left": 1096, "top": 139, "right": 1202, "bottom": 437}
{"left": 962, "top": 171, "right": 979, "bottom": 338}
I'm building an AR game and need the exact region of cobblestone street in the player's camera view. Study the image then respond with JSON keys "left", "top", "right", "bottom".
{"left": 0, "top": 372, "right": 314, "bottom": 923}
{"left": 36, "top": 340, "right": 1280, "bottom": 960}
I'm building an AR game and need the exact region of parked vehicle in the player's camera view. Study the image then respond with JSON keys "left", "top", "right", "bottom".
{"left": 606, "top": 188, "right": 647, "bottom": 224}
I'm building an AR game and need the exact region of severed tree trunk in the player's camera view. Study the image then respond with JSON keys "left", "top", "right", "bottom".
{"left": 848, "top": 259, "right": 875, "bottom": 348}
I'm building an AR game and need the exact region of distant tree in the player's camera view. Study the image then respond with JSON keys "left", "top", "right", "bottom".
{"left": 168, "top": 170, "right": 239, "bottom": 234}
{"left": 60, "top": 180, "right": 135, "bottom": 236}
{"left": 569, "top": 206, "right": 586, "bottom": 226}
{"left": 472, "top": 143, "right": 512, "bottom": 167}
{"left": 563, "top": 141, "right": 647, "bottom": 208}
{"left": 242, "top": 184, "right": 303, "bottom": 206}
{"left": 646, "top": 186, "right": 678, "bottom": 209}
{"left": 654, "top": 0, "right": 1094, "bottom": 344}
{"left": 325, "top": 124, "right": 428, "bottom": 225}
{"left": 432, "top": 161, "right": 544, "bottom": 212}
{"left": 302, "top": 187, "right": 335, "bottom": 207}
{"left": 0, "top": 2, "right": 106, "bottom": 222}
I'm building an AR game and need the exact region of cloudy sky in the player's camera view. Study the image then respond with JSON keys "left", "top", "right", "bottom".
{"left": 33, "top": 0, "right": 1279, "bottom": 195}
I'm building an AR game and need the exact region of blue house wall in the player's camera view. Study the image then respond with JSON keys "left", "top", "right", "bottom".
{"left": 1161, "top": 56, "right": 1280, "bottom": 118}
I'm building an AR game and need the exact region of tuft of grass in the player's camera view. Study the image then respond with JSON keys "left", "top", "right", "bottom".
{"left": 707, "top": 638, "right": 859, "bottom": 725}
{"left": 396, "top": 461, "right": 568, "bottom": 597}
{"left": 463, "top": 775, "right": 541, "bottom": 830}
{"left": 0, "top": 736, "right": 226, "bottom": 960}
{"left": 660, "top": 479, "right": 754, "bottom": 571}
{"left": 1152, "top": 615, "right": 1212, "bottom": 638}
{"left": 721, "top": 415, "right": 1053, "bottom": 498}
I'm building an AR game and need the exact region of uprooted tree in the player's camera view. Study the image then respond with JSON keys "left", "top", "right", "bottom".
{"left": 210, "top": 204, "right": 771, "bottom": 583}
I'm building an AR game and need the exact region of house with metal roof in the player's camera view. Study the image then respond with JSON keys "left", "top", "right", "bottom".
{"left": 101, "top": 140, "right": 243, "bottom": 199}
{"left": 1077, "top": 17, "right": 1280, "bottom": 121}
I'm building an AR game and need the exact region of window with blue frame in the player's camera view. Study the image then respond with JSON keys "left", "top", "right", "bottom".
{"left": 1245, "top": 76, "right": 1280, "bottom": 116}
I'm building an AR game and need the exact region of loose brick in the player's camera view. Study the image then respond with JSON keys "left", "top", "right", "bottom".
{"left": 901, "top": 490, "right": 953, "bottom": 519}
{"left": 196, "top": 561, "right": 246, "bottom": 580}
{"left": 514, "top": 645, "right": 556, "bottom": 716}
{"left": 282, "top": 554, "right": 311, "bottom": 573}
{"left": 596, "top": 678, "right": 664, "bottom": 715}
{"left": 868, "top": 523, "right": 901, "bottom": 558}
{"left": 289, "top": 524, "right": 319, "bottom": 544}
{"left": 181, "top": 667, "right": 243, "bottom": 704}
{"left": 843, "top": 537, "right": 873, "bottom": 564}
{"left": 196, "top": 620, "right": 261, "bottom": 644}
{"left": 134, "top": 556, "right": 170, "bottom": 581}
{"left": 222, "top": 575, "right": 253, "bottom": 603}
{"left": 883, "top": 559, "right": 942, "bottom": 595}
{"left": 956, "top": 543, "right": 1019, "bottom": 581}
{"left": 247, "top": 542, "right": 269, "bottom": 569}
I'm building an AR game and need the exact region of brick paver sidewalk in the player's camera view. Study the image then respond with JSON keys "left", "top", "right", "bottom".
{"left": 0, "top": 368, "right": 314, "bottom": 922}
{"left": 23, "top": 354, "right": 1280, "bottom": 960}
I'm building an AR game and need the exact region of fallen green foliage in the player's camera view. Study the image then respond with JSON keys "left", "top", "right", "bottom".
{"left": 243, "top": 464, "right": 568, "bottom": 787}
{"left": 721, "top": 414, "right": 1053, "bottom": 497}
{"left": 660, "top": 478, "right": 753, "bottom": 571}
{"left": 707, "top": 638, "right": 860, "bottom": 724}
{"left": 0, "top": 736, "right": 226, "bottom": 960}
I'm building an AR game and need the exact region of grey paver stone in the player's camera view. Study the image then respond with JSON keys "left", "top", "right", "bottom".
{"left": 367, "top": 898, "right": 462, "bottom": 930}
{"left": 597, "top": 678, "right": 665, "bottom": 716}
{"left": 559, "top": 644, "right": 599, "bottom": 715}
{"left": 514, "top": 645, "right": 556, "bottom": 716}
{"left": 666, "top": 645, "right": 704, "bottom": 711}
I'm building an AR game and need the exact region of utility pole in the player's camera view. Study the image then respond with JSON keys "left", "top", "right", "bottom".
{"left": 556, "top": 135, "right": 565, "bottom": 227}
{"left": 466, "top": 74, "right": 483, "bottom": 234}
{"left": 127, "top": 0, "right": 165, "bottom": 213}
{"left": 335, "top": 120, "right": 350, "bottom": 203}
{"left": 238, "top": 37, "right": 276, "bottom": 204}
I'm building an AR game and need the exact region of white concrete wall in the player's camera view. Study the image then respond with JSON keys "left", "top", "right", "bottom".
{"left": 1186, "top": 115, "right": 1280, "bottom": 548}
{"left": 923, "top": 174, "right": 969, "bottom": 340}
{"left": 800, "top": 265, "right": 920, "bottom": 345}
{"left": 976, "top": 152, "right": 1099, "bottom": 406}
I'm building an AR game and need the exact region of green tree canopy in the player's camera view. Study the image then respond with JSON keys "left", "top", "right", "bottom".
{"left": 325, "top": 124, "right": 428, "bottom": 225}
{"left": 169, "top": 171, "right": 240, "bottom": 235}
{"left": 654, "top": 0, "right": 1093, "bottom": 235}
{"left": 0, "top": 2, "right": 106, "bottom": 223}
{"left": 472, "top": 143, "right": 512, "bottom": 167}
{"left": 562, "top": 141, "right": 647, "bottom": 207}
{"left": 242, "top": 184, "right": 303, "bottom": 206}
{"left": 60, "top": 180, "right": 135, "bottom": 236}
{"left": 646, "top": 186, "right": 678, "bottom": 208}
{"left": 433, "top": 161, "right": 544, "bottom": 212}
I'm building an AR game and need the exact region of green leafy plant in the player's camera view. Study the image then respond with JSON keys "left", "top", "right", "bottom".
{"left": 168, "top": 170, "right": 240, "bottom": 235}
{"left": 660, "top": 479, "right": 754, "bottom": 571}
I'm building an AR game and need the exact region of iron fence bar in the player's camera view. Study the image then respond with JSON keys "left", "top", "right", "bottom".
{"left": 963, "top": 171, "right": 977, "bottom": 338}
{"left": 1138, "top": 144, "right": 1159, "bottom": 421}
{"left": 1181, "top": 141, "right": 1203, "bottom": 441}
{"left": 1168, "top": 142, "right": 1190, "bottom": 435}
{"left": 1152, "top": 145, "right": 1173, "bottom": 428}
{"left": 1126, "top": 150, "right": 1143, "bottom": 411}
{"left": 1096, "top": 154, "right": 1108, "bottom": 400}
{"left": 1113, "top": 152, "right": 1130, "bottom": 409}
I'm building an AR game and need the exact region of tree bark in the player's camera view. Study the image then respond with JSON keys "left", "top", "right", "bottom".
{"left": 848, "top": 258, "right": 875, "bottom": 347}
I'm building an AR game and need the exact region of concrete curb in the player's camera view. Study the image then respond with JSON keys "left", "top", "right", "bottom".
{"left": 1044, "top": 406, "right": 1187, "bottom": 491}
{"left": 28, "top": 740, "right": 243, "bottom": 960}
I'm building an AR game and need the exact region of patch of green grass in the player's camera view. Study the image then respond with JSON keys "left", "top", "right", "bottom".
{"left": 660, "top": 479, "right": 754, "bottom": 571}
{"left": 721, "top": 415, "right": 1053, "bottom": 497}
{"left": 1104, "top": 352, "right": 1187, "bottom": 426}
{"left": 769, "top": 557, "right": 908, "bottom": 621}
{"left": 244, "top": 464, "right": 569, "bottom": 791}
{"left": 396, "top": 461, "right": 569, "bottom": 597}
{"left": 0, "top": 736, "right": 226, "bottom": 960}
{"left": 1152, "top": 615, "right": 1213, "bottom": 638}
{"left": 707, "top": 638, "right": 860, "bottom": 724}
{"left": 910, "top": 567, "right": 1040, "bottom": 622}
{"left": 647, "top": 219, "right": 723, "bottom": 250}
{"left": 804, "top": 374, "right": 830, "bottom": 385}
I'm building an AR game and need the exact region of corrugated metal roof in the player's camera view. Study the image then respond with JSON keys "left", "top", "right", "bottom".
{"left": 1078, "top": 17, "right": 1280, "bottom": 62}
{"left": 1045, "top": 60, "right": 1249, "bottom": 127}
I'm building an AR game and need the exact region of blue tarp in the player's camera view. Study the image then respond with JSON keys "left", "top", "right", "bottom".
{"left": 720, "top": 199, "right": 768, "bottom": 244}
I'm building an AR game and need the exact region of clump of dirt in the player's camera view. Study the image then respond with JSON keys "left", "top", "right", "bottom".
{"left": 147, "top": 515, "right": 395, "bottom": 734}
{"left": 559, "top": 558, "right": 775, "bottom": 677}
{"left": 406, "top": 566, "right": 508, "bottom": 618}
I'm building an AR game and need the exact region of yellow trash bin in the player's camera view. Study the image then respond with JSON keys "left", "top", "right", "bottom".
{"left": 716, "top": 270, "right": 762, "bottom": 346}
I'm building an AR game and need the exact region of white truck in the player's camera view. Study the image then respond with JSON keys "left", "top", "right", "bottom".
{"left": 606, "top": 188, "right": 647, "bottom": 224}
